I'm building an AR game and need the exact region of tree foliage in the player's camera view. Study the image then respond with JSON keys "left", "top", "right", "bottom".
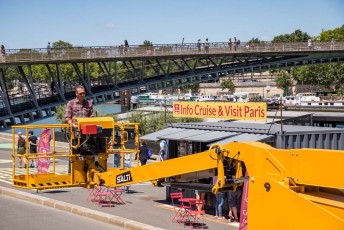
{"left": 273, "top": 70, "right": 293, "bottom": 95}
{"left": 319, "top": 24, "right": 344, "bottom": 41}
{"left": 220, "top": 78, "right": 235, "bottom": 93}
{"left": 271, "top": 25, "right": 344, "bottom": 94}
{"left": 179, "top": 83, "right": 200, "bottom": 93}
{"left": 52, "top": 40, "right": 73, "bottom": 49}
{"left": 142, "top": 40, "right": 153, "bottom": 46}
{"left": 248, "top": 38, "right": 263, "bottom": 43}
{"left": 272, "top": 29, "right": 311, "bottom": 42}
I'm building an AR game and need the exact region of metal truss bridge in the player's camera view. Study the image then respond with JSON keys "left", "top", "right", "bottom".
{"left": 0, "top": 41, "right": 343, "bottom": 128}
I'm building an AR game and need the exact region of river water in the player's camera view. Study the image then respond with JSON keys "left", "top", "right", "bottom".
{"left": 6, "top": 103, "right": 121, "bottom": 135}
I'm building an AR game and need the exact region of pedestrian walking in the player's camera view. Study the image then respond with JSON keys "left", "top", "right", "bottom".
{"left": 28, "top": 131, "right": 38, "bottom": 168}
{"left": 1, "top": 45, "right": 5, "bottom": 62}
{"left": 228, "top": 38, "right": 232, "bottom": 51}
{"left": 47, "top": 42, "right": 51, "bottom": 55}
{"left": 204, "top": 38, "right": 209, "bottom": 53}
{"left": 16, "top": 132, "right": 26, "bottom": 168}
{"left": 308, "top": 38, "right": 313, "bottom": 50}
{"left": 197, "top": 39, "right": 201, "bottom": 52}
{"left": 124, "top": 40, "right": 129, "bottom": 54}
{"left": 158, "top": 139, "right": 167, "bottom": 161}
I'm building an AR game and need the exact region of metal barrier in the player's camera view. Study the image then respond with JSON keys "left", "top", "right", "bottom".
{"left": 2, "top": 41, "right": 344, "bottom": 63}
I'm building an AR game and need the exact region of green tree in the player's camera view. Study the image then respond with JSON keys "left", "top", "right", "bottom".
{"left": 273, "top": 70, "right": 293, "bottom": 96}
{"left": 272, "top": 29, "right": 311, "bottom": 42}
{"left": 142, "top": 40, "right": 153, "bottom": 46}
{"left": 52, "top": 40, "right": 73, "bottom": 49}
{"left": 248, "top": 38, "right": 263, "bottom": 43}
{"left": 290, "top": 63, "right": 344, "bottom": 88}
{"left": 179, "top": 83, "right": 200, "bottom": 94}
{"left": 319, "top": 24, "right": 344, "bottom": 41}
{"left": 220, "top": 78, "right": 235, "bottom": 93}
{"left": 270, "top": 25, "right": 344, "bottom": 94}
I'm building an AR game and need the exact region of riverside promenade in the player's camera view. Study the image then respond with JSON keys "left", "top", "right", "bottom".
{"left": 0, "top": 132, "right": 238, "bottom": 230}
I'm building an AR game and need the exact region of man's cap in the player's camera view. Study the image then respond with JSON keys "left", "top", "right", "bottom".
{"left": 18, "top": 132, "right": 22, "bottom": 135}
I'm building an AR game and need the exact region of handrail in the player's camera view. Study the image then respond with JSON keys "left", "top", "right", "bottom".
{"left": 1, "top": 41, "right": 343, "bottom": 64}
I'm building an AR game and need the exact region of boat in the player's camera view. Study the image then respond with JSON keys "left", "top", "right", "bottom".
{"left": 131, "top": 93, "right": 161, "bottom": 104}
{"left": 189, "top": 94, "right": 215, "bottom": 102}
{"left": 284, "top": 93, "right": 320, "bottom": 106}
{"left": 283, "top": 93, "right": 344, "bottom": 111}
{"left": 154, "top": 97, "right": 173, "bottom": 106}
{"left": 232, "top": 92, "right": 260, "bottom": 102}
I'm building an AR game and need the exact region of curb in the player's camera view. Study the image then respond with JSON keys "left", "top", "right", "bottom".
{"left": 0, "top": 186, "right": 164, "bottom": 230}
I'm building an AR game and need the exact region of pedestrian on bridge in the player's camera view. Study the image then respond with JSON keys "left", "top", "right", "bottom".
{"left": 1, "top": 45, "right": 5, "bottom": 62}
{"left": 197, "top": 39, "right": 201, "bottom": 52}
{"left": 204, "top": 38, "right": 209, "bottom": 53}
{"left": 124, "top": 40, "right": 129, "bottom": 54}
{"left": 308, "top": 38, "right": 313, "bottom": 50}
{"left": 228, "top": 38, "right": 232, "bottom": 51}
{"left": 47, "top": 42, "right": 51, "bottom": 56}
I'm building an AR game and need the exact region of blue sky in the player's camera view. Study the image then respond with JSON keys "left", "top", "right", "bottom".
{"left": 0, "top": 0, "right": 343, "bottom": 49}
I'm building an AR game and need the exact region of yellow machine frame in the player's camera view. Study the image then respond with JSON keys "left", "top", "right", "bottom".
{"left": 11, "top": 118, "right": 140, "bottom": 189}
{"left": 12, "top": 118, "right": 344, "bottom": 229}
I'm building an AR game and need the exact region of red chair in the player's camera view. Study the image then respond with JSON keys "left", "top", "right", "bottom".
{"left": 184, "top": 199, "right": 206, "bottom": 229}
{"left": 95, "top": 188, "right": 116, "bottom": 207}
{"left": 110, "top": 188, "right": 125, "bottom": 204}
{"left": 87, "top": 185, "right": 104, "bottom": 202}
{"left": 170, "top": 192, "right": 185, "bottom": 223}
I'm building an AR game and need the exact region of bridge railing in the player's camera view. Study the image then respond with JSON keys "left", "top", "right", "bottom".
{"left": 1, "top": 41, "right": 344, "bottom": 63}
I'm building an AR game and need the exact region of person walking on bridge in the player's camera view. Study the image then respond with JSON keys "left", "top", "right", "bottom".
{"left": 228, "top": 38, "right": 232, "bottom": 52}
{"left": 47, "top": 42, "right": 51, "bottom": 56}
{"left": 204, "top": 38, "right": 209, "bottom": 53}
{"left": 197, "top": 39, "right": 201, "bottom": 52}
{"left": 124, "top": 40, "right": 129, "bottom": 54}
{"left": 1, "top": 45, "right": 5, "bottom": 62}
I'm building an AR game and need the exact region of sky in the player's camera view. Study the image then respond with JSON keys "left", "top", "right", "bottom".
{"left": 0, "top": 0, "right": 343, "bottom": 49}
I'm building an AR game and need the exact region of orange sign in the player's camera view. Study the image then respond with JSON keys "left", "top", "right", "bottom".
{"left": 172, "top": 102, "right": 267, "bottom": 121}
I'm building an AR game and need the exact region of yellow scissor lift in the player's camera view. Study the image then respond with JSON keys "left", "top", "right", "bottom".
{"left": 12, "top": 117, "right": 344, "bottom": 229}
{"left": 12, "top": 117, "right": 140, "bottom": 190}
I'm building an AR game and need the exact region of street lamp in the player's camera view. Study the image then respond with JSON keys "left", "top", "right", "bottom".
{"left": 164, "top": 97, "right": 167, "bottom": 124}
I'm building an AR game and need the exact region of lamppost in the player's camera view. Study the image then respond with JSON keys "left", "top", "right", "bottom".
{"left": 164, "top": 96, "right": 167, "bottom": 124}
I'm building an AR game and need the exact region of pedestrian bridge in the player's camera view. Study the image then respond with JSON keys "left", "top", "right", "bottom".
{"left": 0, "top": 41, "right": 343, "bottom": 128}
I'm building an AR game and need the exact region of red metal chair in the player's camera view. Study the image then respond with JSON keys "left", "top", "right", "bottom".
{"left": 110, "top": 188, "right": 125, "bottom": 204}
{"left": 184, "top": 199, "right": 206, "bottom": 229}
{"left": 95, "top": 188, "right": 116, "bottom": 207}
{"left": 170, "top": 192, "right": 185, "bottom": 223}
{"left": 86, "top": 185, "right": 104, "bottom": 202}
